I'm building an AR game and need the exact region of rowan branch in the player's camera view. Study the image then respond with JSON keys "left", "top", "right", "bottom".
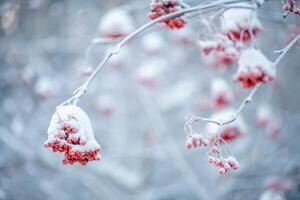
{"left": 57, "top": 0, "right": 257, "bottom": 108}
{"left": 185, "top": 34, "right": 300, "bottom": 134}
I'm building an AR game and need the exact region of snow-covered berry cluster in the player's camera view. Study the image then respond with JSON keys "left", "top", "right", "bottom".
{"left": 283, "top": 0, "right": 300, "bottom": 17}
{"left": 185, "top": 133, "right": 209, "bottom": 149}
{"left": 98, "top": 8, "right": 134, "bottom": 38}
{"left": 222, "top": 9, "right": 262, "bottom": 43}
{"left": 44, "top": 105, "right": 101, "bottom": 166}
{"left": 185, "top": 109, "right": 244, "bottom": 174}
{"left": 256, "top": 105, "right": 281, "bottom": 138}
{"left": 96, "top": 95, "right": 115, "bottom": 117}
{"left": 208, "top": 155, "right": 239, "bottom": 175}
{"left": 134, "top": 59, "right": 166, "bottom": 88}
{"left": 199, "top": 9, "right": 262, "bottom": 68}
{"left": 211, "top": 78, "right": 233, "bottom": 110}
{"left": 148, "top": 0, "right": 186, "bottom": 29}
{"left": 199, "top": 33, "right": 240, "bottom": 67}
{"left": 264, "top": 176, "right": 293, "bottom": 193}
{"left": 256, "top": 104, "right": 273, "bottom": 128}
{"left": 233, "top": 48, "right": 275, "bottom": 88}
{"left": 185, "top": 133, "right": 239, "bottom": 175}
{"left": 35, "top": 77, "right": 56, "bottom": 100}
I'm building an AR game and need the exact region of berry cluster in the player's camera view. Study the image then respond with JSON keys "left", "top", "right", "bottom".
{"left": 219, "top": 127, "right": 241, "bottom": 142}
{"left": 211, "top": 78, "right": 233, "bottom": 110}
{"left": 234, "top": 48, "right": 275, "bottom": 88}
{"left": 44, "top": 105, "right": 101, "bottom": 166}
{"left": 98, "top": 8, "right": 134, "bottom": 38}
{"left": 185, "top": 133, "right": 239, "bottom": 175}
{"left": 264, "top": 176, "right": 293, "bottom": 193}
{"left": 199, "top": 34, "right": 239, "bottom": 67}
{"left": 283, "top": 0, "right": 300, "bottom": 17}
{"left": 148, "top": 0, "right": 186, "bottom": 29}
{"left": 207, "top": 155, "right": 239, "bottom": 175}
{"left": 222, "top": 9, "right": 262, "bottom": 43}
{"left": 185, "top": 133, "right": 209, "bottom": 149}
{"left": 96, "top": 95, "right": 115, "bottom": 117}
{"left": 199, "top": 9, "right": 262, "bottom": 68}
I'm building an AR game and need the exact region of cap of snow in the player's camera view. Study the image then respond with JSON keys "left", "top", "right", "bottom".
{"left": 222, "top": 9, "right": 262, "bottom": 32}
{"left": 98, "top": 8, "right": 134, "bottom": 37}
{"left": 198, "top": 40, "right": 219, "bottom": 50}
{"left": 134, "top": 59, "right": 166, "bottom": 82}
{"left": 259, "top": 190, "right": 286, "bottom": 200}
{"left": 236, "top": 48, "right": 275, "bottom": 77}
{"left": 211, "top": 78, "right": 233, "bottom": 98}
{"left": 96, "top": 95, "right": 115, "bottom": 116}
{"left": 171, "top": 26, "right": 193, "bottom": 44}
{"left": 257, "top": 104, "right": 272, "bottom": 121}
{"left": 141, "top": 32, "right": 164, "bottom": 53}
{"left": 158, "top": 79, "right": 197, "bottom": 110}
{"left": 34, "top": 77, "right": 55, "bottom": 98}
{"left": 47, "top": 105, "right": 100, "bottom": 152}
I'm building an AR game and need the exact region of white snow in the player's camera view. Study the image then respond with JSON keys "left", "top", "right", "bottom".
{"left": 259, "top": 190, "right": 286, "bottom": 200}
{"left": 134, "top": 59, "right": 166, "bottom": 82}
{"left": 198, "top": 40, "right": 218, "bottom": 50}
{"left": 98, "top": 8, "right": 134, "bottom": 36}
{"left": 211, "top": 77, "right": 233, "bottom": 99}
{"left": 158, "top": 79, "right": 197, "bottom": 110}
{"left": 96, "top": 95, "right": 115, "bottom": 112}
{"left": 34, "top": 77, "right": 55, "bottom": 98}
{"left": 236, "top": 48, "right": 275, "bottom": 77}
{"left": 257, "top": 104, "right": 272, "bottom": 121}
{"left": 141, "top": 32, "right": 165, "bottom": 53}
{"left": 222, "top": 8, "right": 262, "bottom": 32}
{"left": 46, "top": 105, "right": 100, "bottom": 151}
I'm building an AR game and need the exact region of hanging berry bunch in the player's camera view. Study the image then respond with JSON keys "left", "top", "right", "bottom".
{"left": 264, "top": 176, "right": 293, "bottom": 193}
{"left": 283, "top": 0, "right": 300, "bottom": 17}
{"left": 210, "top": 78, "right": 233, "bottom": 110}
{"left": 256, "top": 105, "right": 281, "bottom": 139}
{"left": 185, "top": 132, "right": 240, "bottom": 175}
{"left": 44, "top": 105, "right": 101, "bottom": 166}
{"left": 185, "top": 109, "right": 244, "bottom": 175}
{"left": 222, "top": 9, "right": 262, "bottom": 43}
{"left": 233, "top": 48, "right": 276, "bottom": 88}
{"left": 148, "top": 0, "right": 186, "bottom": 29}
{"left": 98, "top": 8, "right": 135, "bottom": 38}
{"left": 198, "top": 34, "right": 240, "bottom": 66}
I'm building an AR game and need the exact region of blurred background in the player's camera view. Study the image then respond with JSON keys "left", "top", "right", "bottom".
{"left": 0, "top": 0, "right": 300, "bottom": 199}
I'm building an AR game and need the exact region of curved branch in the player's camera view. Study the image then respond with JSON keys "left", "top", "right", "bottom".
{"left": 58, "top": 0, "right": 257, "bottom": 107}
{"left": 186, "top": 34, "right": 300, "bottom": 132}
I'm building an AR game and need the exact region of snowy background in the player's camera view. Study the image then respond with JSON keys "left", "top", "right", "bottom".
{"left": 0, "top": 0, "right": 300, "bottom": 199}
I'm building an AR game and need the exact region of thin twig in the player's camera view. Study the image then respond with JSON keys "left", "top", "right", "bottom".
{"left": 186, "top": 34, "right": 300, "bottom": 131}
{"left": 57, "top": 0, "right": 256, "bottom": 108}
